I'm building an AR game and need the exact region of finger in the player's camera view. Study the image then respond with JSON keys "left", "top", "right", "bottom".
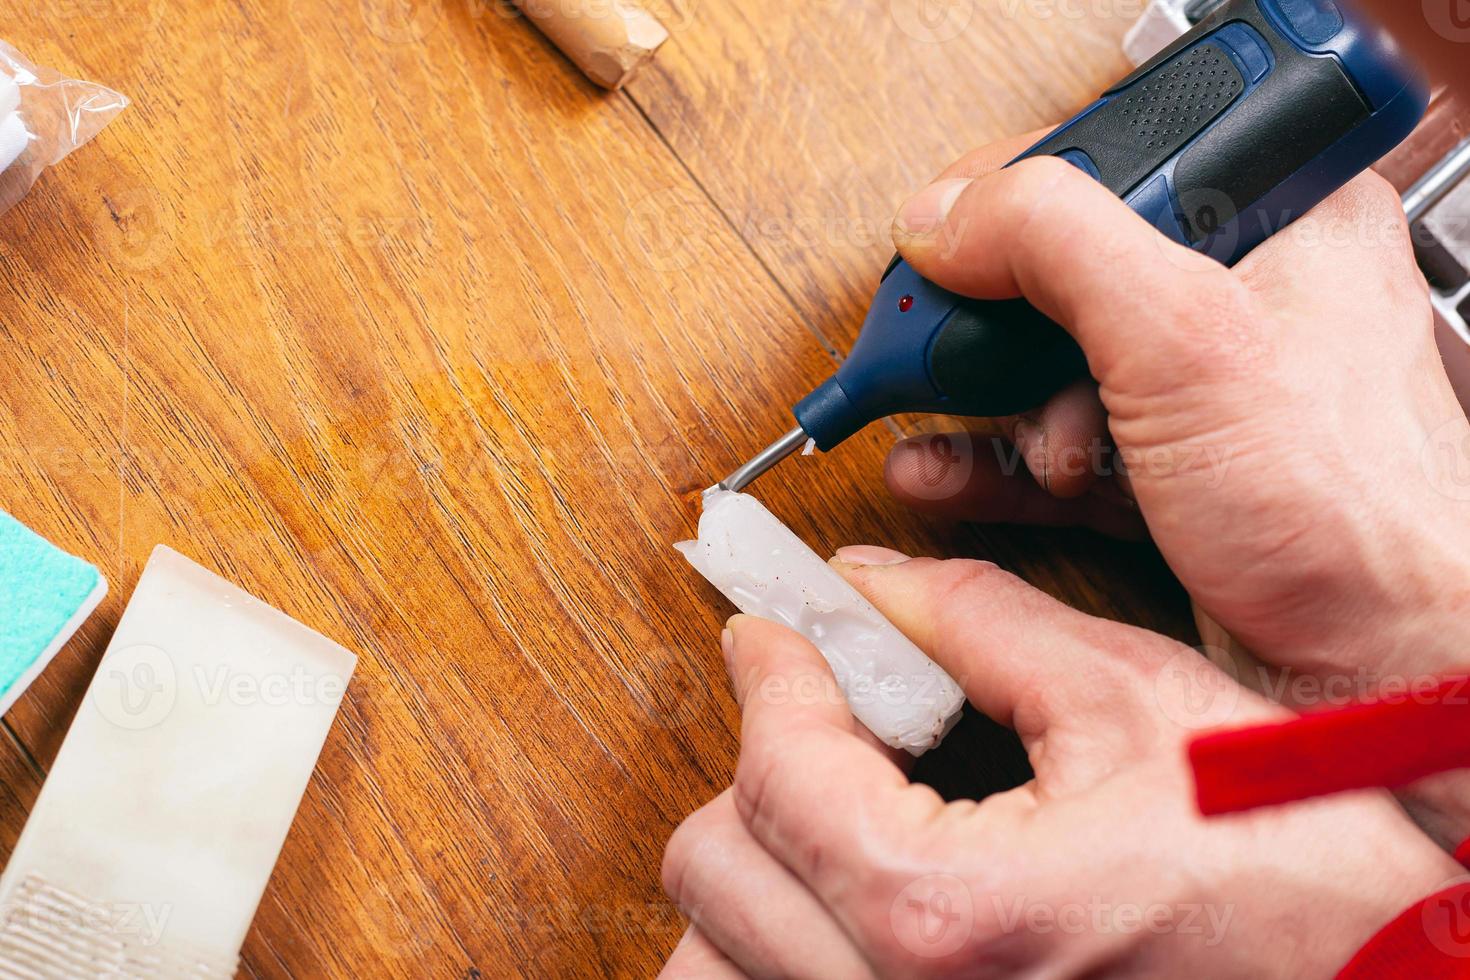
{"left": 931, "top": 128, "right": 1052, "bottom": 182}
{"left": 662, "top": 791, "right": 877, "bottom": 980}
{"left": 731, "top": 624, "right": 917, "bottom": 772}
{"left": 883, "top": 431, "right": 1147, "bottom": 539}
{"left": 1005, "top": 379, "right": 1110, "bottom": 499}
{"left": 893, "top": 158, "right": 1246, "bottom": 389}
{"left": 659, "top": 926, "right": 750, "bottom": 980}
{"left": 834, "top": 556, "right": 1282, "bottom": 760}
{"left": 828, "top": 556, "right": 1192, "bottom": 770}
{"left": 856, "top": 723, "right": 918, "bottom": 773}
{"left": 724, "top": 616, "right": 944, "bottom": 908}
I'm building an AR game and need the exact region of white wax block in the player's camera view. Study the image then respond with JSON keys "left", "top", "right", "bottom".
{"left": 0, "top": 112, "right": 29, "bottom": 174}
{"left": 677, "top": 492, "right": 965, "bottom": 754}
{"left": 0, "top": 76, "right": 18, "bottom": 119}
{"left": 0, "top": 546, "right": 358, "bottom": 977}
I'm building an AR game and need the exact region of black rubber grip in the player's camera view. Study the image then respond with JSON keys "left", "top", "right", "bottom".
{"left": 1023, "top": 42, "right": 1245, "bottom": 199}
{"left": 928, "top": 300, "right": 1091, "bottom": 419}
{"left": 1173, "top": 42, "right": 1368, "bottom": 241}
{"left": 1105, "top": 0, "right": 1241, "bottom": 94}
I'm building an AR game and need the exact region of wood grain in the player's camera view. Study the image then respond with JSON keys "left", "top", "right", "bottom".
{"left": 627, "top": 0, "right": 1137, "bottom": 354}
{"left": 0, "top": 0, "right": 1190, "bottom": 976}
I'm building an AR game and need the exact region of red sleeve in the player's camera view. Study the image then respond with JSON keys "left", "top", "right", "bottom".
{"left": 1337, "top": 883, "right": 1470, "bottom": 978}
{"left": 1189, "top": 674, "right": 1470, "bottom": 816}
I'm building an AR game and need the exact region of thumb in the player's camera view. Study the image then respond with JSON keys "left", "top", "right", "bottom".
{"left": 830, "top": 548, "right": 1277, "bottom": 785}
{"left": 892, "top": 158, "right": 1253, "bottom": 394}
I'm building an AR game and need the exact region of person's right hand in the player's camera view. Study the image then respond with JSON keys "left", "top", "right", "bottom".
{"left": 885, "top": 150, "right": 1470, "bottom": 833}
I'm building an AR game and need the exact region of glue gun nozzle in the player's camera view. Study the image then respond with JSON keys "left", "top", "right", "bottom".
{"left": 713, "top": 426, "right": 809, "bottom": 495}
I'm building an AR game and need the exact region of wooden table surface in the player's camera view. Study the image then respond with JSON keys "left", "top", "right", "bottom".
{"left": 0, "top": 1, "right": 1193, "bottom": 975}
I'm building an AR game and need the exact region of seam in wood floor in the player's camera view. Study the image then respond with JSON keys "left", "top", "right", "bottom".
{"left": 621, "top": 88, "right": 844, "bottom": 365}
{"left": 621, "top": 86, "right": 909, "bottom": 445}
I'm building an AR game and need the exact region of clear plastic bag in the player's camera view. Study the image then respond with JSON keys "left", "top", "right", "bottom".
{"left": 0, "top": 41, "right": 127, "bottom": 216}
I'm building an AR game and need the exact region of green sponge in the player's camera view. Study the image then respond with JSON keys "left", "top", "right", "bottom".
{"left": 0, "top": 511, "right": 107, "bottom": 716}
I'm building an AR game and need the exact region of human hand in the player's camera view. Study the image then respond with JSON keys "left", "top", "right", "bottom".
{"left": 886, "top": 141, "right": 1470, "bottom": 719}
{"left": 660, "top": 556, "right": 1459, "bottom": 978}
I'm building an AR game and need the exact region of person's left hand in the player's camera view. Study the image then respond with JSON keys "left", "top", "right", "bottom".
{"left": 659, "top": 551, "right": 1459, "bottom": 978}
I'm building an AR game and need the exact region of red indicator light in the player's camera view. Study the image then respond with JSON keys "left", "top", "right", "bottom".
{"left": 898, "top": 295, "right": 915, "bottom": 312}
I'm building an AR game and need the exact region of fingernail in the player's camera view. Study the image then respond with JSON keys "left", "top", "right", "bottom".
{"left": 722, "top": 617, "right": 745, "bottom": 703}
{"left": 834, "top": 545, "right": 912, "bottom": 566}
{"left": 895, "top": 178, "right": 971, "bottom": 239}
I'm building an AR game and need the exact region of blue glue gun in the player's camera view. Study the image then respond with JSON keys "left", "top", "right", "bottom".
{"left": 717, "top": 0, "right": 1427, "bottom": 493}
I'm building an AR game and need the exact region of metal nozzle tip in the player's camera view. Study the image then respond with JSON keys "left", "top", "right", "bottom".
{"left": 715, "top": 427, "right": 809, "bottom": 495}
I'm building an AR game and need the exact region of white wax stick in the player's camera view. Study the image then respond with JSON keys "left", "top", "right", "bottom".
{"left": 0, "top": 112, "right": 30, "bottom": 174}
{"left": 0, "top": 546, "right": 357, "bottom": 976}
{"left": 0, "top": 76, "right": 18, "bottom": 119}
{"left": 677, "top": 492, "right": 965, "bottom": 754}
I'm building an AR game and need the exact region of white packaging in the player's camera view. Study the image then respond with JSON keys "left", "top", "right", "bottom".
{"left": 0, "top": 40, "right": 127, "bottom": 216}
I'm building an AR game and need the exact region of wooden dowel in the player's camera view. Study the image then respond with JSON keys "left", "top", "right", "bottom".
{"left": 512, "top": 0, "right": 669, "bottom": 90}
